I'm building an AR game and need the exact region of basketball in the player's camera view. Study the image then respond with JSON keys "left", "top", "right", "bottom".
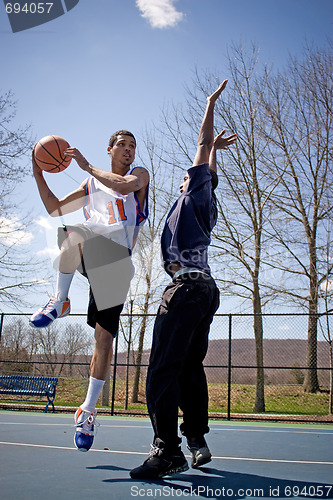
{"left": 34, "top": 135, "right": 72, "bottom": 173}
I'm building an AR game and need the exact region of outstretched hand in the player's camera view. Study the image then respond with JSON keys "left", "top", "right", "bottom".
{"left": 213, "top": 130, "right": 237, "bottom": 150}
{"left": 64, "top": 147, "right": 90, "bottom": 172}
{"left": 207, "top": 80, "right": 228, "bottom": 104}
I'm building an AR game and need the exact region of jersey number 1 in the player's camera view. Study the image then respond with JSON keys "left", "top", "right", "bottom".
{"left": 107, "top": 199, "right": 127, "bottom": 224}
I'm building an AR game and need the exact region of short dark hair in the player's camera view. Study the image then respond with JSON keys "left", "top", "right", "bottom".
{"left": 108, "top": 130, "right": 136, "bottom": 148}
{"left": 210, "top": 169, "right": 218, "bottom": 190}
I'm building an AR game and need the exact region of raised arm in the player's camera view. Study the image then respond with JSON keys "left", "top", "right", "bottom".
{"left": 209, "top": 130, "right": 238, "bottom": 173}
{"left": 193, "top": 80, "right": 228, "bottom": 167}
{"left": 64, "top": 147, "right": 149, "bottom": 196}
{"left": 87, "top": 165, "right": 149, "bottom": 195}
{"left": 33, "top": 153, "right": 87, "bottom": 217}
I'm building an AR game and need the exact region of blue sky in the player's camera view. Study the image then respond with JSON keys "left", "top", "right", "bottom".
{"left": 0, "top": 0, "right": 332, "bottom": 313}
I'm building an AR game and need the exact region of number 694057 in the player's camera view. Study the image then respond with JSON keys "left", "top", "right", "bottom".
{"left": 5, "top": 3, "right": 54, "bottom": 14}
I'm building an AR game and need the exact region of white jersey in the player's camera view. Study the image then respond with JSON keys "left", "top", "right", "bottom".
{"left": 82, "top": 168, "right": 148, "bottom": 250}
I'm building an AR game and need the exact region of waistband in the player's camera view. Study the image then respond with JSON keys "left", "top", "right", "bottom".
{"left": 173, "top": 267, "right": 210, "bottom": 281}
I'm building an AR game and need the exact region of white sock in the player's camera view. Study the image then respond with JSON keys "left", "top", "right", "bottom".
{"left": 55, "top": 272, "right": 74, "bottom": 301}
{"left": 80, "top": 376, "right": 105, "bottom": 413}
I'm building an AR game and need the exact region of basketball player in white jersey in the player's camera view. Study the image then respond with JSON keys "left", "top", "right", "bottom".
{"left": 30, "top": 130, "right": 149, "bottom": 451}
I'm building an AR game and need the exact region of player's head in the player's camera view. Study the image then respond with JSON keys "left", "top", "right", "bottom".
{"left": 107, "top": 130, "right": 136, "bottom": 167}
{"left": 108, "top": 130, "right": 136, "bottom": 149}
{"left": 179, "top": 172, "right": 190, "bottom": 194}
{"left": 179, "top": 169, "right": 218, "bottom": 194}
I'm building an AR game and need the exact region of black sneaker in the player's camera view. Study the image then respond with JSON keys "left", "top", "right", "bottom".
{"left": 130, "top": 445, "right": 189, "bottom": 479}
{"left": 187, "top": 437, "right": 212, "bottom": 468}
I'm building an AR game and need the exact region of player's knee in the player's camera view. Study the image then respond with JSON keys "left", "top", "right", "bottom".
{"left": 61, "top": 231, "right": 85, "bottom": 252}
{"left": 95, "top": 324, "right": 114, "bottom": 348}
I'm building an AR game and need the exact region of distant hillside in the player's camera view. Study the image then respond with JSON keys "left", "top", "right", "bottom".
{"left": 205, "top": 338, "right": 330, "bottom": 367}
{"left": 26, "top": 338, "right": 330, "bottom": 386}
{"left": 204, "top": 338, "right": 330, "bottom": 385}
{"left": 114, "top": 338, "right": 331, "bottom": 386}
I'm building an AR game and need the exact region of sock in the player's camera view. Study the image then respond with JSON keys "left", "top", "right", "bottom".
{"left": 55, "top": 272, "right": 74, "bottom": 301}
{"left": 80, "top": 376, "right": 105, "bottom": 413}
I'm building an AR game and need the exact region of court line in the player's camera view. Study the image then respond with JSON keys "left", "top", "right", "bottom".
{"left": 0, "top": 422, "right": 150, "bottom": 428}
{"left": 1, "top": 422, "right": 332, "bottom": 435}
{"left": 0, "top": 441, "right": 332, "bottom": 465}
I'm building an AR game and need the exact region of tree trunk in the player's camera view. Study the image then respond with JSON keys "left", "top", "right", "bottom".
{"left": 303, "top": 311, "right": 320, "bottom": 393}
{"left": 131, "top": 290, "right": 150, "bottom": 403}
{"left": 303, "top": 255, "right": 320, "bottom": 393}
{"left": 329, "top": 341, "right": 333, "bottom": 415}
{"left": 253, "top": 284, "right": 265, "bottom": 412}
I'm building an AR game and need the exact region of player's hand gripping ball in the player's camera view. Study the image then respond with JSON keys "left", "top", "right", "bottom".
{"left": 34, "top": 135, "right": 72, "bottom": 173}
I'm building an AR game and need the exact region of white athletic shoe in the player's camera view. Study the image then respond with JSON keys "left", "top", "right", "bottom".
{"left": 29, "top": 295, "right": 70, "bottom": 328}
{"left": 74, "top": 407, "right": 99, "bottom": 452}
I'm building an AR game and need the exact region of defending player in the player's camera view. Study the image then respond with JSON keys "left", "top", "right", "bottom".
{"left": 29, "top": 130, "right": 149, "bottom": 451}
{"left": 130, "top": 82, "right": 236, "bottom": 478}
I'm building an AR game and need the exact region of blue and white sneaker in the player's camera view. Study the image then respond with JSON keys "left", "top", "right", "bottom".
{"left": 29, "top": 295, "right": 70, "bottom": 328}
{"left": 74, "top": 407, "right": 98, "bottom": 452}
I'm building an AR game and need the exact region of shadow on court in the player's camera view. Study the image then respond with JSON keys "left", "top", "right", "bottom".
{"left": 99, "top": 465, "right": 333, "bottom": 499}
{"left": 86, "top": 459, "right": 333, "bottom": 499}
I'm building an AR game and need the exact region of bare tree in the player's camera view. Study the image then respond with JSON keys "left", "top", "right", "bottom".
{"left": 0, "top": 90, "right": 47, "bottom": 308}
{"left": 30, "top": 321, "right": 92, "bottom": 377}
{"left": 171, "top": 41, "right": 332, "bottom": 403}
{"left": 61, "top": 323, "right": 91, "bottom": 377}
{"left": 210, "top": 46, "right": 287, "bottom": 412}
{"left": 160, "top": 45, "right": 282, "bottom": 412}
{"left": 261, "top": 42, "right": 333, "bottom": 392}
{"left": 0, "top": 319, "right": 33, "bottom": 374}
{"left": 0, "top": 90, "right": 33, "bottom": 186}
{"left": 128, "top": 130, "right": 178, "bottom": 403}
{"left": 34, "top": 325, "right": 64, "bottom": 376}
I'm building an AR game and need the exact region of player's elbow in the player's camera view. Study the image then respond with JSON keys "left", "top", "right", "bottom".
{"left": 197, "top": 138, "right": 213, "bottom": 151}
{"left": 48, "top": 206, "right": 63, "bottom": 218}
{"left": 197, "top": 141, "right": 213, "bottom": 161}
{"left": 117, "top": 177, "right": 143, "bottom": 195}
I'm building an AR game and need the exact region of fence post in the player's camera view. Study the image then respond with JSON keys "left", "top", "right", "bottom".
{"left": 125, "top": 300, "right": 133, "bottom": 410}
{"left": 227, "top": 314, "right": 232, "bottom": 421}
{"left": 0, "top": 313, "right": 4, "bottom": 342}
{"left": 110, "top": 330, "right": 119, "bottom": 416}
{"left": 102, "top": 365, "right": 111, "bottom": 407}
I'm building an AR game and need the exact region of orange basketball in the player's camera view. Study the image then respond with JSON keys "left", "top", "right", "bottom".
{"left": 34, "top": 135, "right": 72, "bottom": 173}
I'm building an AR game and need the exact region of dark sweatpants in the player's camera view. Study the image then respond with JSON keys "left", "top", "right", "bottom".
{"left": 146, "top": 272, "right": 220, "bottom": 450}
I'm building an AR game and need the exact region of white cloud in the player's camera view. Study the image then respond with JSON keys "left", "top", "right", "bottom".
{"left": 35, "top": 216, "right": 53, "bottom": 231}
{"left": 136, "top": 0, "right": 184, "bottom": 29}
{"left": 36, "top": 245, "right": 59, "bottom": 259}
{"left": 0, "top": 216, "right": 33, "bottom": 246}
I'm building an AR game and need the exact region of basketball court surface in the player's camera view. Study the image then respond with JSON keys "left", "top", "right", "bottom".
{"left": 0, "top": 410, "right": 332, "bottom": 499}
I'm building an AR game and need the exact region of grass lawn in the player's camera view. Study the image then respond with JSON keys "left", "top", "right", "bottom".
{"left": 208, "top": 383, "right": 331, "bottom": 415}
{"left": 1, "top": 377, "right": 330, "bottom": 416}
{"left": 51, "top": 378, "right": 331, "bottom": 416}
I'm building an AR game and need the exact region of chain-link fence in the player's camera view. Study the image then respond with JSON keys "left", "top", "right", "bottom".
{"left": 0, "top": 312, "right": 332, "bottom": 421}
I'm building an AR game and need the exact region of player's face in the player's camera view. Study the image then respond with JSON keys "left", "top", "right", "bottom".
{"left": 179, "top": 173, "right": 189, "bottom": 194}
{"left": 108, "top": 135, "right": 136, "bottom": 167}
